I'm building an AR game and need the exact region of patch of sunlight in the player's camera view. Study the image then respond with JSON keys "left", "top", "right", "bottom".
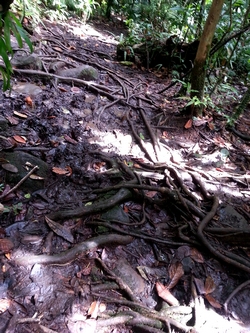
{"left": 60, "top": 20, "right": 119, "bottom": 44}
{"left": 193, "top": 297, "right": 250, "bottom": 333}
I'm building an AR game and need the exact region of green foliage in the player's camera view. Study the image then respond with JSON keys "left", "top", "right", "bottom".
{"left": 2, "top": 202, "right": 23, "bottom": 215}
{"left": 13, "top": 0, "right": 43, "bottom": 24}
{"left": 226, "top": 84, "right": 250, "bottom": 126}
{"left": 0, "top": 11, "right": 33, "bottom": 91}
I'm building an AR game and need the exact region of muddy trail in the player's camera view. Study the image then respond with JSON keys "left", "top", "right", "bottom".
{"left": 0, "top": 17, "right": 250, "bottom": 333}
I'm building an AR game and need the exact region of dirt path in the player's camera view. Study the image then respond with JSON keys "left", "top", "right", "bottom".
{"left": 0, "top": 17, "right": 250, "bottom": 333}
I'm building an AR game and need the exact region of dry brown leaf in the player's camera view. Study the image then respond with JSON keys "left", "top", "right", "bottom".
{"left": 123, "top": 205, "right": 129, "bottom": 213}
{"left": 64, "top": 134, "right": 78, "bottom": 145}
{"left": 208, "top": 122, "right": 215, "bottom": 130}
{"left": 0, "top": 238, "right": 14, "bottom": 253}
{"left": 13, "top": 135, "right": 26, "bottom": 144}
{"left": 155, "top": 281, "right": 179, "bottom": 306}
{"left": 52, "top": 166, "right": 72, "bottom": 176}
{"left": 1, "top": 163, "right": 18, "bottom": 173}
{"left": 204, "top": 276, "right": 216, "bottom": 295}
{"left": 213, "top": 136, "right": 225, "bottom": 146}
{"left": 194, "top": 277, "right": 206, "bottom": 295}
{"left": 81, "top": 265, "right": 92, "bottom": 276}
{"left": 29, "top": 174, "right": 44, "bottom": 180}
{"left": 45, "top": 216, "right": 74, "bottom": 243}
{"left": 193, "top": 118, "right": 208, "bottom": 127}
{"left": 5, "top": 253, "right": 11, "bottom": 260}
{"left": 133, "top": 163, "right": 141, "bottom": 168}
{"left": 58, "top": 87, "right": 68, "bottom": 92}
{"left": 88, "top": 301, "right": 99, "bottom": 319}
{"left": 205, "top": 294, "right": 222, "bottom": 309}
{"left": 168, "top": 261, "right": 184, "bottom": 289}
{"left": 53, "top": 47, "right": 62, "bottom": 52}
{"left": 184, "top": 119, "right": 193, "bottom": 129}
{"left": 71, "top": 87, "right": 81, "bottom": 93}
{"left": 189, "top": 248, "right": 204, "bottom": 263}
{"left": 25, "top": 96, "right": 33, "bottom": 107}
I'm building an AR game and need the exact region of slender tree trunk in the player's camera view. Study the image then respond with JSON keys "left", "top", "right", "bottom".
{"left": 0, "top": 0, "right": 14, "bottom": 16}
{"left": 190, "top": 0, "right": 225, "bottom": 116}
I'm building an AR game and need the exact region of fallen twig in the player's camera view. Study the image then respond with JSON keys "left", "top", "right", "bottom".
{"left": 14, "top": 233, "right": 133, "bottom": 266}
{"left": 0, "top": 165, "right": 39, "bottom": 200}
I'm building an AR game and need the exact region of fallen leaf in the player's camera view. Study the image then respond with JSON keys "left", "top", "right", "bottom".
{"left": 0, "top": 238, "right": 14, "bottom": 253}
{"left": 189, "top": 248, "right": 204, "bottom": 263}
{"left": 204, "top": 276, "right": 216, "bottom": 295}
{"left": 184, "top": 119, "right": 193, "bottom": 129}
{"left": 25, "top": 96, "right": 33, "bottom": 107}
{"left": 208, "top": 122, "right": 215, "bottom": 130}
{"left": 194, "top": 277, "right": 206, "bottom": 295}
{"left": 53, "top": 47, "right": 62, "bottom": 52}
{"left": 88, "top": 301, "right": 99, "bottom": 318}
{"left": 64, "top": 134, "right": 78, "bottom": 145}
{"left": 52, "top": 166, "right": 72, "bottom": 176}
{"left": 205, "top": 294, "right": 222, "bottom": 309}
{"left": 13, "top": 111, "right": 28, "bottom": 118}
{"left": 13, "top": 135, "right": 26, "bottom": 144}
{"left": 45, "top": 216, "right": 74, "bottom": 243}
{"left": 1, "top": 163, "right": 18, "bottom": 173}
{"left": 59, "top": 86, "right": 68, "bottom": 92}
{"left": 133, "top": 163, "right": 141, "bottom": 168}
{"left": 193, "top": 117, "right": 208, "bottom": 127}
{"left": 5, "top": 253, "right": 11, "bottom": 260}
{"left": 71, "top": 87, "right": 81, "bottom": 93}
{"left": 29, "top": 174, "right": 44, "bottom": 180}
{"left": 155, "top": 281, "right": 179, "bottom": 306}
{"left": 121, "top": 205, "right": 130, "bottom": 216}
{"left": 168, "top": 262, "right": 184, "bottom": 289}
{"left": 81, "top": 265, "right": 92, "bottom": 276}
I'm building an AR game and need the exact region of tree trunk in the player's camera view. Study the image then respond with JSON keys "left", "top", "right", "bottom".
{"left": 0, "top": 0, "right": 14, "bottom": 16}
{"left": 190, "top": 0, "right": 225, "bottom": 117}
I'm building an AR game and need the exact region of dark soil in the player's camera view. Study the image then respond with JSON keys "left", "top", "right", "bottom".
{"left": 0, "top": 17, "right": 250, "bottom": 333}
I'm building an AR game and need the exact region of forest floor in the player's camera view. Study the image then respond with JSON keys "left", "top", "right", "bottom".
{"left": 0, "top": 16, "right": 250, "bottom": 333}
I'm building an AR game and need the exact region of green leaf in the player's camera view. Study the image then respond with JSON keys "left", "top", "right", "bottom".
{"left": 9, "top": 12, "right": 33, "bottom": 52}
{"left": 10, "top": 23, "right": 23, "bottom": 49}
{"left": 0, "top": 38, "right": 12, "bottom": 73}
{"left": 3, "top": 13, "right": 12, "bottom": 53}
{"left": 15, "top": 24, "right": 33, "bottom": 52}
{"left": 139, "top": 133, "right": 145, "bottom": 140}
{"left": 0, "top": 67, "right": 11, "bottom": 91}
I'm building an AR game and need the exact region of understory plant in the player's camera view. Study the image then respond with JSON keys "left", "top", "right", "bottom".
{"left": 0, "top": 10, "right": 33, "bottom": 90}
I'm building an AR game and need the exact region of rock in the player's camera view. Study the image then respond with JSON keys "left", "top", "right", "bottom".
{"left": 57, "top": 65, "right": 99, "bottom": 81}
{"left": 11, "top": 54, "right": 42, "bottom": 70}
{"left": 12, "top": 82, "right": 43, "bottom": 97}
{"left": 0, "top": 151, "right": 49, "bottom": 192}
